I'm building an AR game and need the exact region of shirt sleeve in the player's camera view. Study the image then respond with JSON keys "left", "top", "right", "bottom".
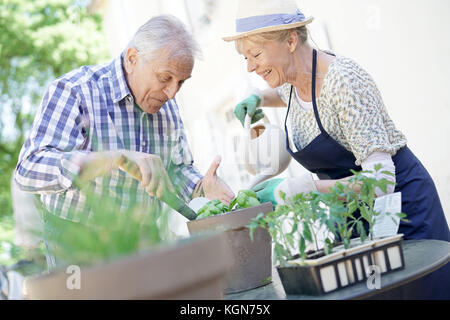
{"left": 361, "top": 152, "right": 396, "bottom": 196}
{"left": 14, "top": 78, "right": 89, "bottom": 193}
{"left": 170, "top": 163, "right": 203, "bottom": 202}
{"left": 333, "top": 59, "right": 401, "bottom": 165}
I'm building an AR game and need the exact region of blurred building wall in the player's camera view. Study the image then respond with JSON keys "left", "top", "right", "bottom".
{"left": 93, "top": 0, "right": 450, "bottom": 224}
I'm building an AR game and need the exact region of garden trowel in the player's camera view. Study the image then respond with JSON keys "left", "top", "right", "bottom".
{"left": 161, "top": 192, "right": 197, "bottom": 221}
{"left": 118, "top": 155, "right": 197, "bottom": 220}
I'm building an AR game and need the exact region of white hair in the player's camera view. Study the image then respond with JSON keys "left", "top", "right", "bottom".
{"left": 123, "top": 15, "right": 201, "bottom": 61}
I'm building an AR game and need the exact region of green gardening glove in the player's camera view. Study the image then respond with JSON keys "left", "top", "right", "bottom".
{"left": 233, "top": 94, "right": 264, "bottom": 127}
{"left": 251, "top": 178, "right": 285, "bottom": 206}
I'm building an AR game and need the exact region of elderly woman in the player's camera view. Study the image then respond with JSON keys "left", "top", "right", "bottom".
{"left": 224, "top": 0, "right": 449, "bottom": 299}
{"left": 224, "top": 0, "right": 449, "bottom": 242}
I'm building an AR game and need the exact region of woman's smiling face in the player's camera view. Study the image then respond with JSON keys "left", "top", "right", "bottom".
{"left": 239, "top": 38, "right": 293, "bottom": 88}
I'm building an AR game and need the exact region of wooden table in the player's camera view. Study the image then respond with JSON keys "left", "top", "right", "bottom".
{"left": 226, "top": 239, "right": 450, "bottom": 300}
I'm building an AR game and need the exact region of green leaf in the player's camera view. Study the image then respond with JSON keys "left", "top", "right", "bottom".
{"left": 242, "top": 189, "right": 258, "bottom": 199}
{"left": 396, "top": 212, "right": 407, "bottom": 219}
{"left": 299, "top": 236, "right": 306, "bottom": 258}
{"left": 359, "top": 205, "right": 371, "bottom": 222}
{"left": 324, "top": 238, "right": 333, "bottom": 255}
{"left": 229, "top": 197, "right": 237, "bottom": 210}
{"left": 381, "top": 170, "right": 395, "bottom": 177}
{"left": 245, "top": 197, "right": 261, "bottom": 208}
{"left": 302, "top": 222, "right": 312, "bottom": 242}
{"left": 289, "top": 221, "right": 298, "bottom": 235}
{"left": 347, "top": 199, "right": 357, "bottom": 215}
{"left": 395, "top": 212, "right": 410, "bottom": 223}
{"left": 343, "top": 238, "right": 350, "bottom": 249}
{"left": 357, "top": 220, "right": 367, "bottom": 242}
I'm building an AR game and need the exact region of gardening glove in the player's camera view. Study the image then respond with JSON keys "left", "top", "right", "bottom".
{"left": 234, "top": 94, "right": 264, "bottom": 127}
{"left": 252, "top": 173, "right": 317, "bottom": 206}
{"left": 252, "top": 178, "right": 284, "bottom": 206}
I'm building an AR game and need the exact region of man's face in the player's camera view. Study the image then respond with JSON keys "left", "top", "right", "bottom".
{"left": 124, "top": 47, "right": 193, "bottom": 114}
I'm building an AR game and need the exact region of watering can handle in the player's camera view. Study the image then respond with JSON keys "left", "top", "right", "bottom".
{"left": 244, "top": 113, "right": 270, "bottom": 130}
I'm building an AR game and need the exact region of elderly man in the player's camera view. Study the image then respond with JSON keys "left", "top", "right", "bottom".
{"left": 14, "top": 16, "right": 234, "bottom": 235}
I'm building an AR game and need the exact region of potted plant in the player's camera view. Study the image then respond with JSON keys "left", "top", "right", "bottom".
{"left": 248, "top": 165, "right": 409, "bottom": 295}
{"left": 187, "top": 190, "right": 273, "bottom": 294}
{"left": 24, "top": 183, "right": 233, "bottom": 300}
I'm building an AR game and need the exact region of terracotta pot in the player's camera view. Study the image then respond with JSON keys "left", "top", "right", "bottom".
{"left": 24, "top": 232, "right": 232, "bottom": 300}
{"left": 187, "top": 202, "right": 273, "bottom": 294}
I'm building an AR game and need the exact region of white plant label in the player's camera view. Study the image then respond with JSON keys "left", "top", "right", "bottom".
{"left": 372, "top": 192, "right": 402, "bottom": 238}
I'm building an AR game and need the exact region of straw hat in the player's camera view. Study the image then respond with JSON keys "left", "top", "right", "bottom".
{"left": 223, "top": 0, "right": 313, "bottom": 42}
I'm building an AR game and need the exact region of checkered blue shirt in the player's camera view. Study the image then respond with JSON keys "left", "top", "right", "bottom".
{"left": 14, "top": 56, "right": 203, "bottom": 222}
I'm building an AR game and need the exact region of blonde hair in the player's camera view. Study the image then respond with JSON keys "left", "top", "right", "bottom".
{"left": 235, "top": 26, "right": 308, "bottom": 54}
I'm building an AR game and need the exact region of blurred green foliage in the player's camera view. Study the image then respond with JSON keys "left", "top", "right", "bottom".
{"left": 0, "top": 0, "right": 109, "bottom": 265}
{"left": 42, "top": 180, "right": 172, "bottom": 268}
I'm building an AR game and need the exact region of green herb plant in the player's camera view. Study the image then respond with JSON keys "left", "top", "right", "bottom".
{"left": 248, "top": 192, "right": 335, "bottom": 267}
{"left": 248, "top": 165, "right": 408, "bottom": 267}
{"left": 344, "top": 165, "right": 408, "bottom": 240}
{"left": 195, "top": 189, "right": 260, "bottom": 220}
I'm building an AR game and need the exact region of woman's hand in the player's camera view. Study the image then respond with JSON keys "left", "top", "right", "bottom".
{"left": 233, "top": 88, "right": 286, "bottom": 127}
{"left": 233, "top": 94, "right": 264, "bottom": 127}
{"left": 252, "top": 173, "right": 317, "bottom": 205}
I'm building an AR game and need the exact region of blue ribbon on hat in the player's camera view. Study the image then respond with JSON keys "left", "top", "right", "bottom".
{"left": 236, "top": 9, "right": 306, "bottom": 32}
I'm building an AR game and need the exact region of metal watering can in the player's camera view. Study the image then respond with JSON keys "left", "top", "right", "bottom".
{"left": 242, "top": 113, "right": 291, "bottom": 189}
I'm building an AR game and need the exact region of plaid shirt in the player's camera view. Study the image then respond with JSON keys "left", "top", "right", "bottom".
{"left": 14, "top": 56, "right": 202, "bottom": 222}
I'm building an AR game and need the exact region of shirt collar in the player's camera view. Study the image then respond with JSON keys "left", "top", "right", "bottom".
{"left": 109, "top": 55, "right": 133, "bottom": 103}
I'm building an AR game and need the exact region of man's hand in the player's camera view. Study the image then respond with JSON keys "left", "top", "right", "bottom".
{"left": 116, "top": 150, "right": 176, "bottom": 198}
{"left": 78, "top": 150, "right": 175, "bottom": 198}
{"left": 194, "top": 156, "right": 235, "bottom": 205}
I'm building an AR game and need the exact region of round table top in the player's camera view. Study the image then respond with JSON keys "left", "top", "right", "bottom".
{"left": 225, "top": 239, "right": 450, "bottom": 300}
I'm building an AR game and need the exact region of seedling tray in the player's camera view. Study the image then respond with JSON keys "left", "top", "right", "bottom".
{"left": 276, "top": 234, "right": 405, "bottom": 295}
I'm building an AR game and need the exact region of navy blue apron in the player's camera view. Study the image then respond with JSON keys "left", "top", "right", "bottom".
{"left": 283, "top": 49, "right": 449, "bottom": 298}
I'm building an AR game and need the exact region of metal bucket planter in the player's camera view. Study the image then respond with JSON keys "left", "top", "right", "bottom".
{"left": 187, "top": 202, "right": 273, "bottom": 294}
{"left": 24, "top": 232, "right": 232, "bottom": 300}
{"left": 277, "top": 234, "right": 405, "bottom": 295}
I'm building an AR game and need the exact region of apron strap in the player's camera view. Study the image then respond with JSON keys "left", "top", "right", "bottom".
{"left": 284, "top": 85, "right": 295, "bottom": 154}
{"left": 311, "top": 49, "right": 328, "bottom": 136}
{"left": 284, "top": 49, "right": 331, "bottom": 152}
